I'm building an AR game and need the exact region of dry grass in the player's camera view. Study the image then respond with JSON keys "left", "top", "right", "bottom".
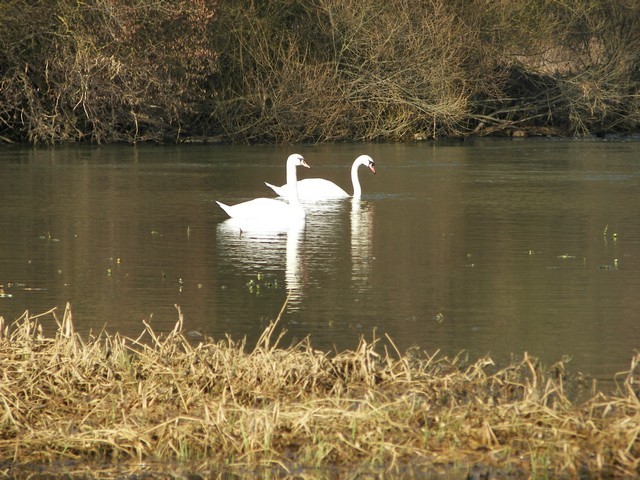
{"left": 1, "top": 302, "right": 639, "bottom": 478}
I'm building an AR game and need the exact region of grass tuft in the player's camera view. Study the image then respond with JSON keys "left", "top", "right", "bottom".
{"left": 1, "top": 303, "right": 639, "bottom": 477}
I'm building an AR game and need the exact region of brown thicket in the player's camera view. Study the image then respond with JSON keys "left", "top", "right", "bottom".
{"left": 1, "top": 0, "right": 639, "bottom": 144}
{"left": 211, "top": 0, "right": 492, "bottom": 142}
{"left": 463, "top": 0, "right": 640, "bottom": 136}
{"left": 0, "top": 0, "right": 218, "bottom": 143}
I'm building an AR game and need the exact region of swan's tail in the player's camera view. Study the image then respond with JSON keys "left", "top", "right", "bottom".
{"left": 264, "top": 181, "right": 286, "bottom": 197}
{"left": 215, "top": 201, "right": 233, "bottom": 217}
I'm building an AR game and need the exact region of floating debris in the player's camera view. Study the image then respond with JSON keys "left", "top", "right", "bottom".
{"left": 0, "top": 285, "right": 13, "bottom": 299}
{"left": 603, "top": 224, "right": 619, "bottom": 242}
{"left": 599, "top": 259, "right": 619, "bottom": 270}
{"left": 187, "top": 330, "right": 203, "bottom": 339}
{"left": 38, "top": 232, "right": 59, "bottom": 242}
{"left": 246, "top": 273, "right": 280, "bottom": 295}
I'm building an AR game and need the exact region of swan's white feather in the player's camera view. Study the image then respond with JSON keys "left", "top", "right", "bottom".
{"left": 265, "top": 154, "right": 375, "bottom": 200}
{"left": 216, "top": 198, "right": 303, "bottom": 219}
{"left": 216, "top": 153, "right": 309, "bottom": 225}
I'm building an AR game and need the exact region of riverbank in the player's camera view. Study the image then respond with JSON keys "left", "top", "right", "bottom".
{"left": 2, "top": 1, "right": 639, "bottom": 144}
{"left": 1, "top": 302, "right": 639, "bottom": 478}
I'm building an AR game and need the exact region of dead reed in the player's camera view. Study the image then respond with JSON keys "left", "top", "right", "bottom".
{"left": 1, "top": 303, "right": 639, "bottom": 478}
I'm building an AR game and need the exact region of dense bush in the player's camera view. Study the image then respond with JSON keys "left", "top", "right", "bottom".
{"left": 464, "top": 0, "right": 640, "bottom": 136}
{"left": 211, "top": 0, "right": 495, "bottom": 142}
{"left": 1, "top": 0, "right": 639, "bottom": 143}
{"left": 0, "top": 0, "right": 217, "bottom": 143}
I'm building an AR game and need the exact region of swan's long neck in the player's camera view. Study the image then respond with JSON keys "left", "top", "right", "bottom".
{"left": 286, "top": 161, "right": 302, "bottom": 207}
{"left": 351, "top": 161, "right": 362, "bottom": 198}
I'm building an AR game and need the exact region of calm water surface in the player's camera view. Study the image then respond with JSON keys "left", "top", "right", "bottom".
{"left": 1, "top": 139, "right": 639, "bottom": 385}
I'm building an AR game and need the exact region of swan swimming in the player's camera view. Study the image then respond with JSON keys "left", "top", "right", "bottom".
{"left": 216, "top": 153, "right": 310, "bottom": 225}
{"left": 265, "top": 154, "right": 376, "bottom": 200}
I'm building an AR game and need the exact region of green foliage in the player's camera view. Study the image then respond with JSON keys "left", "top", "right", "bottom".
{"left": 246, "top": 273, "right": 280, "bottom": 295}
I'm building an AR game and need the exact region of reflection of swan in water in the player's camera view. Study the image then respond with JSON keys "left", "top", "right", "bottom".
{"left": 216, "top": 219, "right": 305, "bottom": 310}
{"left": 299, "top": 201, "right": 348, "bottom": 278}
{"left": 284, "top": 222, "right": 304, "bottom": 303}
{"left": 351, "top": 198, "right": 374, "bottom": 287}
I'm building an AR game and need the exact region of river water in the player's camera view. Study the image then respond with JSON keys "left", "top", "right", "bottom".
{"left": 1, "top": 139, "right": 639, "bottom": 386}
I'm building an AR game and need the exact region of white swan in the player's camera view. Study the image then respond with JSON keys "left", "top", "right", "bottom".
{"left": 216, "top": 153, "right": 310, "bottom": 225}
{"left": 265, "top": 154, "right": 376, "bottom": 200}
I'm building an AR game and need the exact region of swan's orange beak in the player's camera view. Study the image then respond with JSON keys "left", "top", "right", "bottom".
{"left": 369, "top": 163, "right": 376, "bottom": 174}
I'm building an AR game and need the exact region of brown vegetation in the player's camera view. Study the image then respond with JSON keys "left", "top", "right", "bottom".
{"left": 0, "top": 0, "right": 639, "bottom": 143}
{"left": 1, "top": 303, "right": 639, "bottom": 478}
{"left": 0, "top": 0, "right": 217, "bottom": 143}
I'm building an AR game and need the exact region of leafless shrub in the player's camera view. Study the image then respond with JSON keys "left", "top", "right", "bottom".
{"left": 212, "top": 0, "right": 500, "bottom": 142}
{"left": 1, "top": 0, "right": 639, "bottom": 143}
{"left": 0, "top": 0, "right": 218, "bottom": 143}
{"left": 464, "top": 0, "right": 640, "bottom": 136}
